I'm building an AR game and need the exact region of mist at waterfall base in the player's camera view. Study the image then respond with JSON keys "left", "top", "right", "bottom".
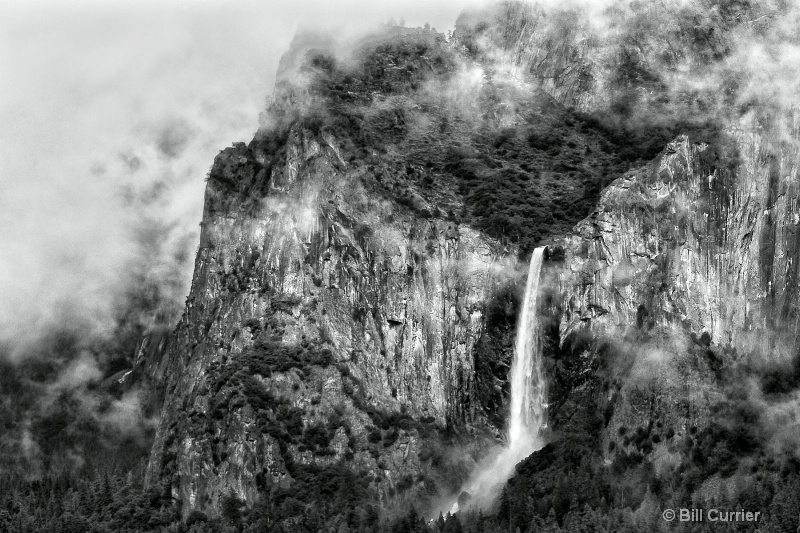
{"left": 438, "top": 247, "right": 548, "bottom": 517}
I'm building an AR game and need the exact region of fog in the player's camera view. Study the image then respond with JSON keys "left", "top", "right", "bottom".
{"left": 0, "top": 0, "right": 472, "bottom": 478}
{"left": 0, "top": 0, "right": 468, "bottom": 361}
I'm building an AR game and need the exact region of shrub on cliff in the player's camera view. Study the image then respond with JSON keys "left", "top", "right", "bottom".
{"left": 302, "top": 422, "right": 333, "bottom": 451}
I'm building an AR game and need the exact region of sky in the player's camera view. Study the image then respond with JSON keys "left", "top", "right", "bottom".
{"left": 0, "top": 0, "right": 468, "bottom": 358}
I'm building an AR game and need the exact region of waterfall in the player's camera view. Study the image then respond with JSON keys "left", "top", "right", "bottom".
{"left": 507, "top": 246, "right": 547, "bottom": 454}
{"left": 441, "top": 247, "right": 547, "bottom": 516}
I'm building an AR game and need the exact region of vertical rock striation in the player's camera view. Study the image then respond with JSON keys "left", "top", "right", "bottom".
{"left": 557, "top": 125, "right": 800, "bottom": 446}
{"left": 560, "top": 129, "right": 800, "bottom": 351}
{"left": 143, "top": 126, "right": 517, "bottom": 514}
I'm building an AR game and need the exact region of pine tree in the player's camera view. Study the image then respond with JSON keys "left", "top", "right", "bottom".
{"left": 498, "top": 488, "right": 511, "bottom": 530}
{"left": 540, "top": 507, "right": 561, "bottom": 533}
{"left": 443, "top": 513, "right": 464, "bottom": 533}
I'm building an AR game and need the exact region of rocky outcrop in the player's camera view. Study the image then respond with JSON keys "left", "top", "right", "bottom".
{"left": 556, "top": 125, "right": 800, "bottom": 451}
{"left": 143, "top": 126, "right": 518, "bottom": 514}
{"left": 560, "top": 129, "right": 800, "bottom": 352}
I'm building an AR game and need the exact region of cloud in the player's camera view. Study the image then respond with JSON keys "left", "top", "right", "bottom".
{"left": 49, "top": 351, "right": 103, "bottom": 392}
{"left": 0, "top": 3, "right": 273, "bottom": 359}
{"left": 155, "top": 119, "right": 193, "bottom": 159}
{"left": 100, "top": 388, "right": 157, "bottom": 439}
{"left": 4, "top": 0, "right": 795, "bottom": 359}
{"left": 0, "top": 0, "right": 473, "bottom": 363}
{"left": 0, "top": 0, "right": 484, "bottom": 482}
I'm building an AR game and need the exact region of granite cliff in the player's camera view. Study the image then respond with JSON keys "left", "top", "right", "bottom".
{"left": 142, "top": 126, "right": 520, "bottom": 514}
{"left": 138, "top": 21, "right": 648, "bottom": 520}
{"left": 6, "top": 2, "right": 800, "bottom": 533}
{"left": 556, "top": 123, "right": 800, "bottom": 442}
{"left": 134, "top": 1, "right": 800, "bottom": 531}
{"left": 505, "top": 124, "right": 800, "bottom": 532}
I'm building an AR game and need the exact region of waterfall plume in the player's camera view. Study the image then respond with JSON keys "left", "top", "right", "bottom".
{"left": 442, "top": 246, "right": 548, "bottom": 515}
{"left": 507, "top": 246, "right": 547, "bottom": 454}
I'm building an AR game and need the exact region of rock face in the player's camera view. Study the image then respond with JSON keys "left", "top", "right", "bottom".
{"left": 454, "top": 1, "right": 778, "bottom": 115}
{"left": 143, "top": 126, "right": 517, "bottom": 514}
{"left": 555, "top": 126, "right": 800, "bottom": 452}
{"left": 560, "top": 130, "right": 800, "bottom": 352}
{"left": 138, "top": 4, "right": 800, "bottom": 520}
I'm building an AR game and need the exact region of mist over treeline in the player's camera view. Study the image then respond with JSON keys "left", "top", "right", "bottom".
{"left": 459, "top": 0, "right": 800, "bottom": 130}
{"left": 216, "top": 0, "right": 800, "bottom": 530}
{"left": 0, "top": 0, "right": 460, "bottom": 514}
{"left": 252, "top": 0, "right": 799, "bottom": 261}
{"left": 0, "top": 0, "right": 277, "bottom": 494}
{"left": 0, "top": 0, "right": 466, "bottom": 500}
{"left": 2, "top": 0, "right": 800, "bottom": 531}
{"left": 272, "top": 0, "right": 800, "bottom": 158}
